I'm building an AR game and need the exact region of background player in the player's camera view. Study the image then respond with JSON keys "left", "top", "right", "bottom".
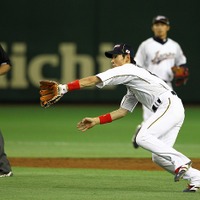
{"left": 0, "top": 44, "right": 13, "bottom": 177}
{"left": 132, "top": 15, "right": 188, "bottom": 148}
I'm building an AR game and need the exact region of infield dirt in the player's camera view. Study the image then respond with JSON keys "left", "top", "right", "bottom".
{"left": 9, "top": 158, "right": 200, "bottom": 170}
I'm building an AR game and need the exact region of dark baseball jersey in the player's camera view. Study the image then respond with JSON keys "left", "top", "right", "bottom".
{"left": 0, "top": 45, "right": 11, "bottom": 66}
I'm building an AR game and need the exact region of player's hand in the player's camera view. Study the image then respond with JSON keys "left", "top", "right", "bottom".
{"left": 77, "top": 117, "right": 99, "bottom": 132}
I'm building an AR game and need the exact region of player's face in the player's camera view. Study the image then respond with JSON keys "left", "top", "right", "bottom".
{"left": 152, "top": 23, "right": 170, "bottom": 39}
{"left": 111, "top": 54, "right": 130, "bottom": 68}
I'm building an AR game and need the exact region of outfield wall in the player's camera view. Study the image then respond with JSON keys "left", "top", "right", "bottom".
{"left": 1, "top": 0, "right": 199, "bottom": 103}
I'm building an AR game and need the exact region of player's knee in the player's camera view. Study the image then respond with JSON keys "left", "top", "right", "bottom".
{"left": 135, "top": 133, "right": 148, "bottom": 147}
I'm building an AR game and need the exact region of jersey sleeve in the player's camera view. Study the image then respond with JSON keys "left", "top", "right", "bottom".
{"left": 95, "top": 65, "right": 133, "bottom": 88}
{"left": 134, "top": 42, "right": 146, "bottom": 68}
{"left": 120, "top": 89, "right": 138, "bottom": 112}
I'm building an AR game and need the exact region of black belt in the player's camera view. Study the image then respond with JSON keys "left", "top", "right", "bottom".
{"left": 171, "top": 91, "right": 176, "bottom": 95}
{"left": 152, "top": 91, "right": 176, "bottom": 112}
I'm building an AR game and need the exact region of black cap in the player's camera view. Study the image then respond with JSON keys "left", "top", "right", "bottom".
{"left": 105, "top": 43, "right": 134, "bottom": 58}
{"left": 152, "top": 15, "right": 170, "bottom": 25}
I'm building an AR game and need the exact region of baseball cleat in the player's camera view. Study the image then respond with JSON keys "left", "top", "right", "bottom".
{"left": 0, "top": 171, "right": 13, "bottom": 178}
{"left": 183, "top": 184, "right": 200, "bottom": 192}
{"left": 131, "top": 125, "right": 141, "bottom": 149}
{"left": 174, "top": 161, "right": 192, "bottom": 182}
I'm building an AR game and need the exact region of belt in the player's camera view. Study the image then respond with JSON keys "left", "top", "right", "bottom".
{"left": 171, "top": 91, "right": 176, "bottom": 95}
{"left": 152, "top": 91, "right": 176, "bottom": 112}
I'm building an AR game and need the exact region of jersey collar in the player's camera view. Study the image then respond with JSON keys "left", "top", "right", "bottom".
{"left": 153, "top": 36, "right": 168, "bottom": 45}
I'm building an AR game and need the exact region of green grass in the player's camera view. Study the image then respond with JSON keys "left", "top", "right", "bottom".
{"left": 0, "top": 104, "right": 200, "bottom": 158}
{"left": 1, "top": 167, "right": 199, "bottom": 200}
{"left": 0, "top": 105, "right": 200, "bottom": 200}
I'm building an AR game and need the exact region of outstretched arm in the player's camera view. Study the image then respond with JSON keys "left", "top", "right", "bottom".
{"left": 40, "top": 75, "right": 104, "bottom": 108}
{"left": 78, "top": 76, "right": 101, "bottom": 88}
{"left": 77, "top": 107, "right": 129, "bottom": 132}
{"left": 57, "top": 76, "right": 102, "bottom": 95}
{"left": 66, "top": 76, "right": 101, "bottom": 91}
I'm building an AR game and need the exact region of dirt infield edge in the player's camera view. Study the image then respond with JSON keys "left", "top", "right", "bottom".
{"left": 9, "top": 157, "right": 200, "bottom": 171}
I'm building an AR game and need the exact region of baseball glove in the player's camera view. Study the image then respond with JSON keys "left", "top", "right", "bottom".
{"left": 171, "top": 66, "right": 189, "bottom": 86}
{"left": 39, "top": 80, "right": 63, "bottom": 108}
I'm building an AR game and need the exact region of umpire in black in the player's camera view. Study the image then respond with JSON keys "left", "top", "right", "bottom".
{"left": 0, "top": 44, "right": 13, "bottom": 177}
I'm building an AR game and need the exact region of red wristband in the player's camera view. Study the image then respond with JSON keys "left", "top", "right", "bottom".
{"left": 99, "top": 113, "right": 112, "bottom": 124}
{"left": 67, "top": 80, "right": 80, "bottom": 91}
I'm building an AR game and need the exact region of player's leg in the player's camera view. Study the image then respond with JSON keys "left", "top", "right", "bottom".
{"left": 153, "top": 153, "right": 200, "bottom": 192}
{"left": 151, "top": 125, "right": 180, "bottom": 173}
{"left": 131, "top": 124, "right": 141, "bottom": 148}
{"left": 132, "top": 105, "right": 153, "bottom": 148}
{"left": 149, "top": 97, "right": 200, "bottom": 191}
{"left": 136, "top": 95, "right": 191, "bottom": 172}
{"left": 0, "top": 129, "right": 13, "bottom": 177}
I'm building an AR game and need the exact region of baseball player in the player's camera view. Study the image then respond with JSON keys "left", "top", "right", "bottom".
{"left": 0, "top": 44, "right": 13, "bottom": 177}
{"left": 41, "top": 44, "right": 200, "bottom": 192}
{"left": 132, "top": 15, "right": 188, "bottom": 149}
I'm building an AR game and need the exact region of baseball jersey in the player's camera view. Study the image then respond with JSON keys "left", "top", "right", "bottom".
{"left": 0, "top": 45, "right": 11, "bottom": 65}
{"left": 96, "top": 63, "right": 172, "bottom": 112}
{"left": 134, "top": 37, "right": 186, "bottom": 84}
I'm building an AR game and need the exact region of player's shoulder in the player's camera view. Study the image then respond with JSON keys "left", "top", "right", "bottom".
{"left": 124, "top": 63, "right": 145, "bottom": 72}
{"left": 138, "top": 38, "right": 154, "bottom": 49}
{"left": 141, "top": 37, "right": 154, "bottom": 45}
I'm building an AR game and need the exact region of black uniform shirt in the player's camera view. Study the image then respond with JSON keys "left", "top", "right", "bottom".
{"left": 0, "top": 45, "right": 11, "bottom": 65}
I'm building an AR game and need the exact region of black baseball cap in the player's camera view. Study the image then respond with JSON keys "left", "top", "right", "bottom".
{"left": 152, "top": 15, "right": 170, "bottom": 25}
{"left": 105, "top": 43, "right": 134, "bottom": 59}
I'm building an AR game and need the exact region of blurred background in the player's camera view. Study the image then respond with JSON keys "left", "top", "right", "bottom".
{"left": 1, "top": 0, "right": 200, "bottom": 104}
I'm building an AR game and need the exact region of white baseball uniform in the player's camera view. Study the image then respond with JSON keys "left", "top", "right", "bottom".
{"left": 96, "top": 63, "right": 200, "bottom": 185}
{"left": 135, "top": 37, "right": 187, "bottom": 121}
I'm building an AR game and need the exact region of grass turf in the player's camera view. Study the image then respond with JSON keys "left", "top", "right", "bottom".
{"left": 0, "top": 104, "right": 200, "bottom": 158}
{"left": 1, "top": 167, "right": 199, "bottom": 200}
{"left": 0, "top": 105, "right": 199, "bottom": 199}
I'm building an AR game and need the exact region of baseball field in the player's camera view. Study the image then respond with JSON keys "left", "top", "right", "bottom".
{"left": 1, "top": 104, "right": 200, "bottom": 199}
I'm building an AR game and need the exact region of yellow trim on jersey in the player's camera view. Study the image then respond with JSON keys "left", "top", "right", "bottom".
{"left": 148, "top": 98, "right": 171, "bottom": 129}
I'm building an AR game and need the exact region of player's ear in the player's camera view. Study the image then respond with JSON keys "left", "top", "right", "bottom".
{"left": 167, "top": 25, "right": 170, "bottom": 31}
{"left": 126, "top": 54, "right": 131, "bottom": 63}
